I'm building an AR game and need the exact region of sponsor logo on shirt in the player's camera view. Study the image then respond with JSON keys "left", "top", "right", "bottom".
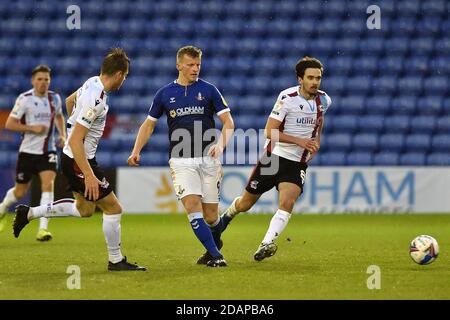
{"left": 296, "top": 117, "right": 318, "bottom": 125}
{"left": 196, "top": 92, "right": 204, "bottom": 101}
{"left": 170, "top": 106, "right": 205, "bottom": 118}
{"left": 170, "top": 97, "right": 176, "bottom": 103}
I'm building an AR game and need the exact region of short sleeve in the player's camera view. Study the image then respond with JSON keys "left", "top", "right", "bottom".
{"left": 10, "top": 95, "right": 27, "bottom": 119}
{"left": 211, "top": 85, "right": 230, "bottom": 116}
{"left": 53, "top": 93, "right": 63, "bottom": 114}
{"left": 147, "top": 89, "right": 164, "bottom": 121}
{"left": 76, "top": 94, "right": 102, "bottom": 129}
{"left": 320, "top": 93, "right": 332, "bottom": 113}
{"left": 269, "top": 92, "right": 289, "bottom": 122}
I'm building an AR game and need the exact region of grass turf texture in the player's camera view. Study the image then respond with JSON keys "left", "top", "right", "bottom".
{"left": 0, "top": 214, "right": 448, "bottom": 300}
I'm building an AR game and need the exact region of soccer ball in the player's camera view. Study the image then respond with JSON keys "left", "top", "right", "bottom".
{"left": 409, "top": 235, "right": 439, "bottom": 265}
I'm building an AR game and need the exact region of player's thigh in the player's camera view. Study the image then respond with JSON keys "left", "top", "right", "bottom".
{"left": 169, "top": 158, "right": 202, "bottom": 200}
{"left": 15, "top": 152, "right": 34, "bottom": 185}
{"left": 96, "top": 192, "right": 122, "bottom": 215}
{"left": 73, "top": 192, "right": 96, "bottom": 217}
{"left": 277, "top": 182, "right": 302, "bottom": 213}
{"left": 38, "top": 170, "right": 56, "bottom": 192}
{"left": 200, "top": 157, "right": 223, "bottom": 204}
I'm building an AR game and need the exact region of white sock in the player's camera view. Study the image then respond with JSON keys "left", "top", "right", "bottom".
{"left": 262, "top": 209, "right": 291, "bottom": 245}
{"left": 1, "top": 188, "right": 18, "bottom": 209}
{"left": 103, "top": 213, "right": 124, "bottom": 264}
{"left": 39, "top": 192, "right": 53, "bottom": 230}
{"left": 29, "top": 199, "right": 81, "bottom": 220}
{"left": 208, "top": 217, "right": 220, "bottom": 227}
{"left": 224, "top": 196, "right": 241, "bottom": 218}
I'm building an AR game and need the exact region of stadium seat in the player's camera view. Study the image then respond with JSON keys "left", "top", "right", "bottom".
{"left": 347, "top": 152, "right": 373, "bottom": 166}
{"left": 324, "top": 134, "right": 352, "bottom": 152}
{"left": 320, "top": 152, "right": 347, "bottom": 166}
{"left": 378, "top": 133, "right": 405, "bottom": 152}
{"left": 399, "top": 152, "right": 426, "bottom": 166}
{"left": 358, "top": 115, "right": 384, "bottom": 133}
{"left": 331, "top": 115, "right": 358, "bottom": 133}
{"left": 352, "top": 134, "right": 378, "bottom": 152}
{"left": 431, "top": 135, "right": 450, "bottom": 152}
{"left": 383, "top": 116, "right": 410, "bottom": 133}
{"left": 409, "top": 116, "right": 436, "bottom": 134}
{"left": 405, "top": 134, "right": 431, "bottom": 152}
{"left": 373, "top": 152, "right": 400, "bottom": 166}
{"left": 427, "top": 153, "right": 450, "bottom": 166}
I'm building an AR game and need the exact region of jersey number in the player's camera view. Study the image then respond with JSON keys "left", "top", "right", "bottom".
{"left": 48, "top": 153, "right": 57, "bottom": 163}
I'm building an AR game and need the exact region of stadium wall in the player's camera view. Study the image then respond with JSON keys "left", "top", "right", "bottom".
{"left": 117, "top": 167, "right": 450, "bottom": 214}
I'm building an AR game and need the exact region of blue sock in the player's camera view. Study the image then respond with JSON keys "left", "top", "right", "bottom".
{"left": 188, "top": 212, "right": 222, "bottom": 258}
{"left": 209, "top": 217, "right": 223, "bottom": 249}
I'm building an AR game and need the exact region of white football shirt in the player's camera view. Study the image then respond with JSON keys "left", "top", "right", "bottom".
{"left": 63, "top": 76, "right": 108, "bottom": 159}
{"left": 10, "top": 89, "right": 62, "bottom": 155}
{"left": 266, "top": 85, "right": 332, "bottom": 162}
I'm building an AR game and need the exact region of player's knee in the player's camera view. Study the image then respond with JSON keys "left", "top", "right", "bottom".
{"left": 183, "top": 198, "right": 202, "bottom": 212}
{"left": 279, "top": 198, "right": 295, "bottom": 212}
{"left": 76, "top": 204, "right": 94, "bottom": 217}
{"left": 14, "top": 188, "right": 27, "bottom": 199}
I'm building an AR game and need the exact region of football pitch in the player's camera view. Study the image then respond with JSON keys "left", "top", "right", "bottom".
{"left": 0, "top": 214, "right": 448, "bottom": 300}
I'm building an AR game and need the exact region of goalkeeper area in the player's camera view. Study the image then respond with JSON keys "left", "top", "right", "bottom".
{"left": 0, "top": 214, "right": 448, "bottom": 300}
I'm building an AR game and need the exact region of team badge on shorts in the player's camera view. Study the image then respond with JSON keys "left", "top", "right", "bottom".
{"left": 250, "top": 180, "right": 259, "bottom": 190}
{"left": 176, "top": 185, "right": 185, "bottom": 196}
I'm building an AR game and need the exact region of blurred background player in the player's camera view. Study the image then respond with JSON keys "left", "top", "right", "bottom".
{"left": 221, "top": 57, "right": 330, "bottom": 261}
{"left": 12, "top": 48, "right": 146, "bottom": 271}
{"left": 0, "top": 65, "right": 66, "bottom": 241}
{"left": 128, "top": 45, "right": 234, "bottom": 267}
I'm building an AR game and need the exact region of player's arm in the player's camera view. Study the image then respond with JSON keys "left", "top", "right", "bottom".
{"left": 308, "top": 117, "right": 324, "bottom": 162}
{"left": 5, "top": 115, "right": 47, "bottom": 134}
{"left": 208, "top": 111, "right": 234, "bottom": 158}
{"left": 54, "top": 112, "right": 67, "bottom": 147}
{"left": 127, "top": 117, "right": 157, "bottom": 166}
{"left": 264, "top": 117, "right": 318, "bottom": 153}
{"left": 65, "top": 91, "right": 77, "bottom": 117}
{"left": 68, "top": 123, "right": 102, "bottom": 201}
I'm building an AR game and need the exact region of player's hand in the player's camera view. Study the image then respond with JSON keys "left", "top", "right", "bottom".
{"left": 31, "top": 125, "right": 48, "bottom": 134}
{"left": 298, "top": 138, "right": 319, "bottom": 153}
{"left": 84, "top": 174, "right": 102, "bottom": 201}
{"left": 207, "top": 144, "right": 223, "bottom": 158}
{"left": 127, "top": 154, "right": 140, "bottom": 166}
{"left": 307, "top": 140, "right": 320, "bottom": 162}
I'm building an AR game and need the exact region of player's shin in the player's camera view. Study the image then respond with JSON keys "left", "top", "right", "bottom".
{"left": 188, "top": 212, "right": 222, "bottom": 258}
{"left": 0, "top": 188, "right": 18, "bottom": 214}
{"left": 38, "top": 191, "right": 53, "bottom": 230}
{"left": 208, "top": 217, "right": 223, "bottom": 248}
{"left": 221, "top": 196, "right": 241, "bottom": 231}
{"left": 103, "top": 213, "right": 124, "bottom": 264}
{"left": 261, "top": 209, "right": 291, "bottom": 245}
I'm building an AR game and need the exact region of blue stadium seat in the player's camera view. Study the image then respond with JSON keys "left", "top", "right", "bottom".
{"left": 417, "top": 96, "right": 443, "bottom": 115}
{"left": 398, "top": 77, "right": 423, "bottom": 94}
{"left": 365, "top": 96, "right": 391, "bottom": 115}
{"left": 405, "top": 134, "right": 431, "bottom": 152}
{"left": 347, "top": 152, "right": 373, "bottom": 166}
{"left": 320, "top": 152, "right": 347, "bottom": 166}
{"left": 373, "top": 152, "right": 400, "bottom": 166}
{"left": 410, "top": 38, "right": 435, "bottom": 55}
{"left": 338, "top": 96, "right": 365, "bottom": 115}
{"left": 403, "top": 56, "right": 429, "bottom": 75}
{"left": 95, "top": 152, "right": 113, "bottom": 168}
{"left": 379, "top": 57, "right": 403, "bottom": 75}
{"left": 332, "top": 115, "right": 358, "bottom": 133}
{"left": 409, "top": 116, "right": 436, "bottom": 134}
{"left": 378, "top": 133, "right": 405, "bottom": 152}
{"left": 384, "top": 116, "right": 410, "bottom": 133}
{"left": 358, "top": 115, "right": 384, "bottom": 133}
{"left": 325, "top": 134, "right": 352, "bottom": 152}
{"left": 140, "top": 152, "right": 168, "bottom": 166}
{"left": 384, "top": 37, "right": 409, "bottom": 55}
{"left": 347, "top": 77, "right": 371, "bottom": 94}
{"left": 353, "top": 57, "right": 378, "bottom": 76}
{"left": 391, "top": 96, "right": 417, "bottom": 115}
{"left": 431, "top": 134, "right": 450, "bottom": 152}
{"left": 427, "top": 153, "right": 450, "bottom": 166}
{"left": 352, "top": 134, "right": 378, "bottom": 152}
{"left": 425, "top": 76, "right": 448, "bottom": 93}
{"left": 437, "top": 116, "right": 450, "bottom": 133}
{"left": 359, "top": 37, "right": 384, "bottom": 56}
{"left": 372, "top": 76, "right": 397, "bottom": 94}
{"left": 399, "top": 153, "right": 426, "bottom": 166}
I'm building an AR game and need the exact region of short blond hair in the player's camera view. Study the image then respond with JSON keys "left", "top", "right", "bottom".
{"left": 176, "top": 45, "right": 202, "bottom": 63}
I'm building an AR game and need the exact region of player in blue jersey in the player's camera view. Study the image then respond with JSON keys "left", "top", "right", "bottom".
{"left": 128, "top": 46, "right": 235, "bottom": 267}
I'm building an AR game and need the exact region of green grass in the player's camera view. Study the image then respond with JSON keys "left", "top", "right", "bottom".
{"left": 0, "top": 214, "right": 449, "bottom": 300}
